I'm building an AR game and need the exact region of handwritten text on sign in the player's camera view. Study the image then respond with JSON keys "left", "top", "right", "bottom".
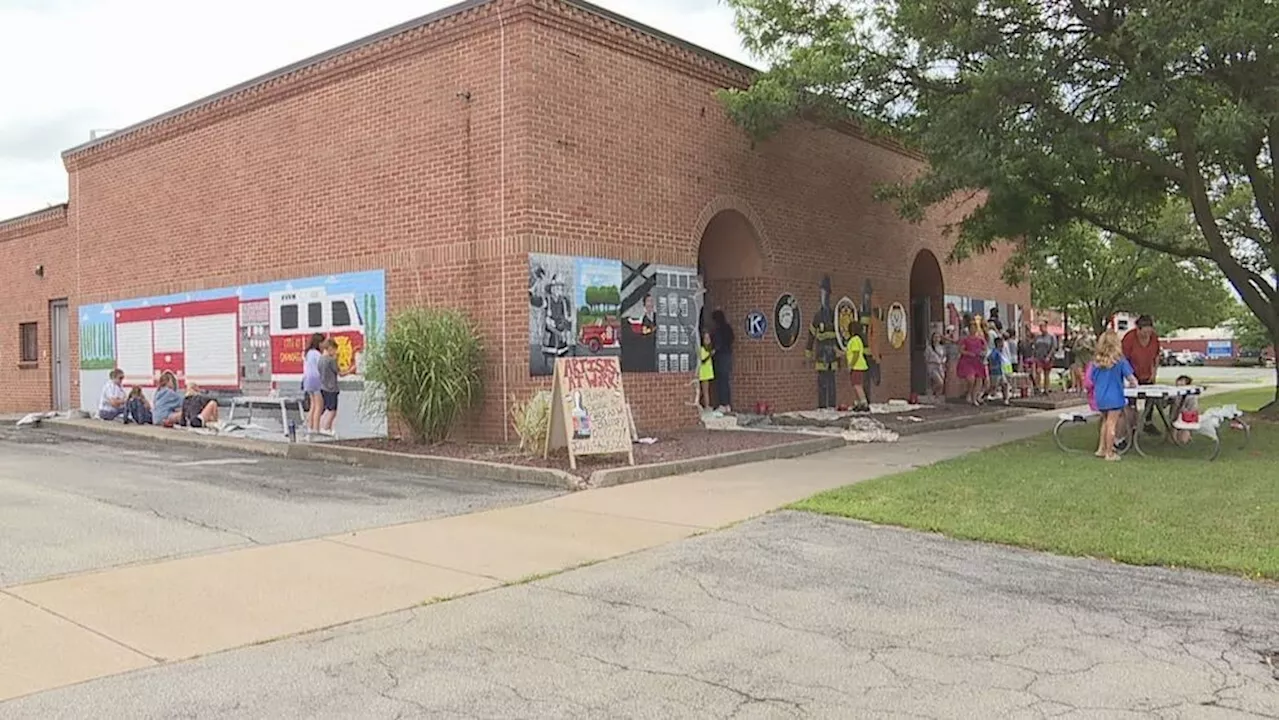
{"left": 562, "top": 356, "right": 622, "bottom": 391}
{"left": 554, "top": 356, "right": 631, "bottom": 461}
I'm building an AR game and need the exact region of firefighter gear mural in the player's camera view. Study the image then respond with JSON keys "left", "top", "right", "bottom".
{"left": 805, "top": 275, "right": 840, "bottom": 409}
{"left": 859, "top": 279, "right": 884, "bottom": 403}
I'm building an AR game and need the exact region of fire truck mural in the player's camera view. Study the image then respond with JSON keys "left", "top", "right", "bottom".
{"left": 78, "top": 269, "right": 387, "bottom": 437}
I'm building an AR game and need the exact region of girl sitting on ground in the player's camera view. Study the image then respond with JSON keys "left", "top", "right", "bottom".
{"left": 1088, "top": 330, "right": 1137, "bottom": 462}
{"left": 1170, "top": 375, "right": 1199, "bottom": 445}
{"left": 124, "top": 387, "right": 153, "bottom": 425}
{"left": 181, "top": 383, "right": 220, "bottom": 429}
{"left": 153, "top": 371, "right": 185, "bottom": 427}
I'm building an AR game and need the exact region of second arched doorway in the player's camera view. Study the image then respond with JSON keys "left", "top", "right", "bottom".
{"left": 696, "top": 208, "right": 766, "bottom": 410}
{"left": 909, "top": 250, "right": 945, "bottom": 395}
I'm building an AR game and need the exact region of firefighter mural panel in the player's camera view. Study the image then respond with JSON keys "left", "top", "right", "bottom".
{"left": 805, "top": 275, "right": 840, "bottom": 409}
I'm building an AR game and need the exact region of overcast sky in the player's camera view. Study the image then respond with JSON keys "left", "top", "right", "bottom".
{"left": 0, "top": 0, "right": 753, "bottom": 220}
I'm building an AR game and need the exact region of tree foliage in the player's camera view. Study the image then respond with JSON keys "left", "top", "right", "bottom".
{"left": 1226, "top": 302, "right": 1271, "bottom": 352}
{"left": 1031, "top": 226, "right": 1232, "bottom": 334}
{"left": 720, "top": 0, "right": 1278, "bottom": 345}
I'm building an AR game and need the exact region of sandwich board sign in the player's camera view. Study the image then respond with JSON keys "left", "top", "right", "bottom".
{"left": 545, "top": 356, "right": 635, "bottom": 470}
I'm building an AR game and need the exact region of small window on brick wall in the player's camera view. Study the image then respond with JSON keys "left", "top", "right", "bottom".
{"left": 19, "top": 322, "right": 38, "bottom": 364}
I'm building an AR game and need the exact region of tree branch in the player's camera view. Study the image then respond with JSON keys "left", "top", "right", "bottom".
{"left": 1269, "top": 117, "right": 1280, "bottom": 238}
{"left": 1174, "top": 120, "right": 1279, "bottom": 342}
{"left": 1032, "top": 182, "right": 1214, "bottom": 261}
{"left": 1243, "top": 148, "right": 1278, "bottom": 238}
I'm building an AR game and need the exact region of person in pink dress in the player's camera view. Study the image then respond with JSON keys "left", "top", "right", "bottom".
{"left": 956, "top": 316, "right": 988, "bottom": 406}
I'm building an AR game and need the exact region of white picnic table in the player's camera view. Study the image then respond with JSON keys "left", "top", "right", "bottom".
{"left": 1054, "top": 384, "right": 1247, "bottom": 460}
{"left": 226, "top": 395, "right": 301, "bottom": 436}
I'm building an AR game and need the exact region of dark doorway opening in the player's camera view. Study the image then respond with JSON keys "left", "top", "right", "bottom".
{"left": 909, "top": 250, "right": 945, "bottom": 396}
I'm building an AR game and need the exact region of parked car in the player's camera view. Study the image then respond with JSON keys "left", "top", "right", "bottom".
{"left": 1172, "top": 350, "right": 1205, "bottom": 366}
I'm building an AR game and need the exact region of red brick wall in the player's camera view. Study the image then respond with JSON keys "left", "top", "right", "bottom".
{"left": 54, "top": 2, "right": 531, "bottom": 437}
{"left": 0, "top": 0, "right": 1029, "bottom": 436}
{"left": 513, "top": 0, "right": 1029, "bottom": 428}
{"left": 0, "top": 208, "right": 76, "bottom": 412}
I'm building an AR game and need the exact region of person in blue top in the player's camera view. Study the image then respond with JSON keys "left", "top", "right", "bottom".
{"left": 987, "top": 334, "right": 1011, "bottom": 405}
{"left": 1088, "top": 330, "right": 1137, "bottom": 461}
{"left": 152, "top": 371, "right": 185, "bottom": 426}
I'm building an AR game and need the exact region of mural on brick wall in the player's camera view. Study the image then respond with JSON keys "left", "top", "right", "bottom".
{"left": 78, "top": 270, "right": 387, "bottom": 438}
{"left": 528, "top": 254, "right": 699, "bottom": 376}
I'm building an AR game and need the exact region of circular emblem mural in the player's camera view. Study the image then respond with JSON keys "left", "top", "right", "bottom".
{"left": 834, "top": 296, "right": 858, "bottom": 351}
{"left": 773, "top": 294, "right": 800, "bottom": 349}
{"left": 745, "top": 310, "right": 768, "bottom": 340}
{"left": 886, "top": 302, "right": 908, "bottom": 350}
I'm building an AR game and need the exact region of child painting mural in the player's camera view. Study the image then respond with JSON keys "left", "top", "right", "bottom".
{"left": 317, "top": 338, "right": 355, "bottom": 437}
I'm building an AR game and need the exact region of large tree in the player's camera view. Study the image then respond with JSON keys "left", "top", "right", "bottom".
{"left": 719, "top": 0, "right": 1278, "bottom": 348}
{"left": 1031, "top": 226, "right": 1233, "bottom": 334}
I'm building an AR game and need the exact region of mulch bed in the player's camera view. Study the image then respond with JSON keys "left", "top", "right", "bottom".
{"left": 340, "top": 428, "right": 814, "bottom": 479}
{"left": 1009, "top": 389, "right": 1087, "bottom": 408}
{"left": 872, "top": 401, "right": 1025, "bottom": 433}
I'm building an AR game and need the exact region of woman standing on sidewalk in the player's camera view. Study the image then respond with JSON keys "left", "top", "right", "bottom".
{"left": 956, "top": 316, "right": 988, "bottom": 406}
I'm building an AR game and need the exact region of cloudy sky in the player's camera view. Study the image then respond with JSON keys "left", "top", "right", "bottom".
{"left": 0, "top": 0, "right": 754, "bottom": 220}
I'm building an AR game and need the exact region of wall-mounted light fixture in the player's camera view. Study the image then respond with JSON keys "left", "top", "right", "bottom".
{"left": 34, "top": 264, "right": 44, "bottom": 278}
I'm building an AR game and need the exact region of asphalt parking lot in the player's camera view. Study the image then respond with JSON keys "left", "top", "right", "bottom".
{"left": 2, "top": 511, "right": 1273, "bottom": 719}
{"left": 0, "top": 426, "right": 561, "bottom": 586}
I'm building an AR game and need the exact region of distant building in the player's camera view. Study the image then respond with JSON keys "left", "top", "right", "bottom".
{"left": 1163, "top": 326, "right": 1239, "bottom": 363}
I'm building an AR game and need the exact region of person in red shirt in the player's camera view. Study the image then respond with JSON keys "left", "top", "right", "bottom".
{"left": 1121, "top": 315, "right": 1162, "bottom": 436}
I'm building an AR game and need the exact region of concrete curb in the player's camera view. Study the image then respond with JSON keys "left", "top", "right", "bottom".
{"left": 41, "top": 419, "right": 583, "bottom": 490}
{"left": 1010, "top": 397, "right": 1086, "bottom": 410}
{"left": 891, "top": 407, "right": 1028, "bottom": 436}
{"left": 588, "top": 435, "right": 846, "bottom": 488}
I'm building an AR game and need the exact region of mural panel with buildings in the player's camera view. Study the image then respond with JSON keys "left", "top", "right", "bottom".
{"left": 528, "top": 254, "right": 699, "bottom": 377}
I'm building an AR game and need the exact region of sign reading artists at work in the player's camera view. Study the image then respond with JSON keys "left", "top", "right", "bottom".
{"left": 545, "top": 356, "right": 635, "bottom": 470}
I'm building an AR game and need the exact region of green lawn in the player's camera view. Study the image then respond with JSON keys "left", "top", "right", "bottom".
{"left": 794, "top": 386, "right": 1279, "bottom": 579}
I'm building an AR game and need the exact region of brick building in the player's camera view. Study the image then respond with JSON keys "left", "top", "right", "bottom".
{"left": 0, "top": 0, "right": 1027, "bottom": 440}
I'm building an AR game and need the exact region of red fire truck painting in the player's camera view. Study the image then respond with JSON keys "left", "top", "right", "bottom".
{"left": 268, "top": 287, "right": 366, "bottom": 383}
{"left": 111, "top": 286, "right": 365, "bottom": 389}
{"left": 114, "top": 297, "right": 242, "bottom": 389}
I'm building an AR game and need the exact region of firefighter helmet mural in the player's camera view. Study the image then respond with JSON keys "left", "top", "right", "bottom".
{"left": 77, "top": 269, "right": 387, "bottom": 438}
{"left": 805, "top": 274, "right": 840, "bottom": 409}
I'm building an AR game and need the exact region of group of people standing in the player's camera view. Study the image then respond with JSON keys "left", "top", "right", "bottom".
{"left": 925, "top": 309, "right": 1066, "bottom": 407}
{"left": 300, "top": 332, "right": 350, "bottom": 438}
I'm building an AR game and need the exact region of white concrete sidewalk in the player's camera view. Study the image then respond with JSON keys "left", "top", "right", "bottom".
{"left": 1, "top": 412, "right": 1060, "bottom": 702}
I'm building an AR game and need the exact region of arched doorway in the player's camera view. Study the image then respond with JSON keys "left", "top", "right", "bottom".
{"left": 697, "top": 209, "right": 765, "bottom": 331}
{"left": 697, "top": 209, "right": 766, "bottom": 409}
{"left": 909, "top": 250, "right": 945, "bottom": 396}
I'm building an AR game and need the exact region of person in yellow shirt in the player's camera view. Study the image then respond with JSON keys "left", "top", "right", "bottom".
{"left": 698, "top": 331, "right": 716, "bottom": 409}
{"left": 845, "top": 322, "right": 870, "bottom": 412}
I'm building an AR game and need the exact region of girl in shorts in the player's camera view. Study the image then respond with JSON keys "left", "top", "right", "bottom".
{"left": 1088, "top": 331, "right": 1137, "bottom": 461}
